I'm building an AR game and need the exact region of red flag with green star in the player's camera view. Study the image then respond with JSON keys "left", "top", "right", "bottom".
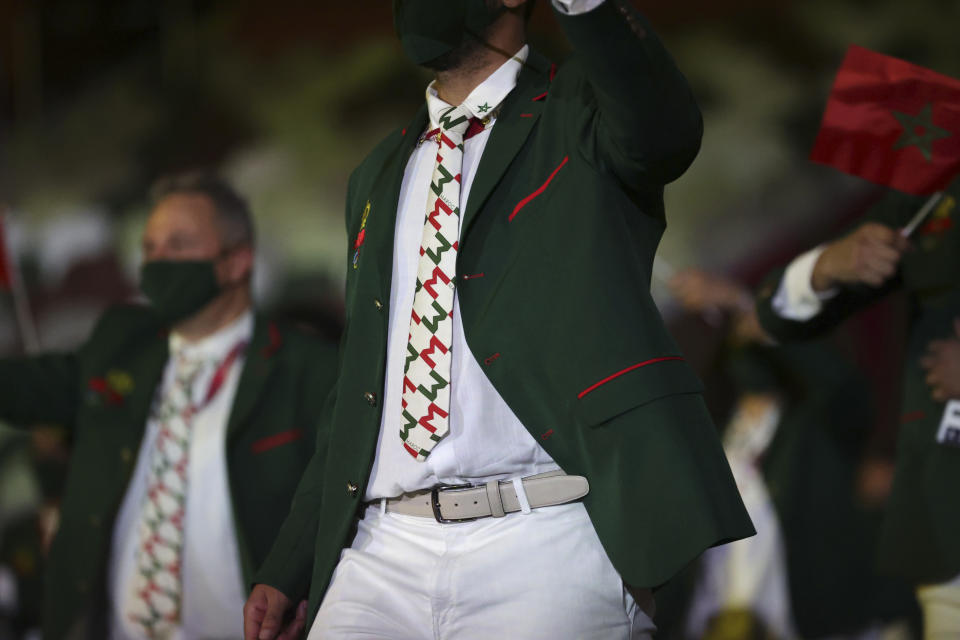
{"left": 810, "top": 44, "right": 960, "bottom": 195}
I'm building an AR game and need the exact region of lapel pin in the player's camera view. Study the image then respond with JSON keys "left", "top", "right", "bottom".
{"left": 353, "top": 200, "right": 371, "bottom": 270}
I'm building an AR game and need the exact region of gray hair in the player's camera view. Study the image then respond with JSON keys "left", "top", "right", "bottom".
{"left": 149, "top": 171, "right": 255, "bottom": 250}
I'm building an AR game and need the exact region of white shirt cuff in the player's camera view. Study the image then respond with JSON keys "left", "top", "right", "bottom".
{"left": 551, "top": 0, "right": 606, "bottom": 15}
{"left": 770, "top": 246, "right": 838, "bottom": 321}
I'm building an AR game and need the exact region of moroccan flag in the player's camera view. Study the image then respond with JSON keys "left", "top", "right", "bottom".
{"left": 0, "top": 215, "right": 11, "bottom": 290}
{"left": 810, "top": 44, "right": 960, "bottom": 195}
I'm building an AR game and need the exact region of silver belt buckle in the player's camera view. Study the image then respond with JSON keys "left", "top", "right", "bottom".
{"left": 430, "top": 483, "right": 479, "bottom": 524}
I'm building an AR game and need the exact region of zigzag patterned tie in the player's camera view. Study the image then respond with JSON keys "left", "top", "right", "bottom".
{"left": 401, "top": 105, "right": 475, "bottom": 460}
{"left": 126, "top": 350, "right": 203, "bottom": 639}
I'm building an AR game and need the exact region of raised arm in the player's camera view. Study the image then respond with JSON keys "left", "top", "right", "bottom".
{"left": 756, "top": 221, "right": 908, "bottom": 342}
{"left": 553, "top": 0, "right": 703, "bottom": 186}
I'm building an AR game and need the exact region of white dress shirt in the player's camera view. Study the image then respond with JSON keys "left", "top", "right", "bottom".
{"left": 770, "top": 246, "right": 839, "bottom": 322}
{"left": 366, "top": 0, "right": 605, "bottom": 500}
{"left": 108, "top": 311, "right": 252, "bottom": 640}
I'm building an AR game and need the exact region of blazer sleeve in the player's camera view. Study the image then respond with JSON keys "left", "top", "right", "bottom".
{"left": 755, "top": 267, "right": 901, "bottom": 343}
{"left": 252, "top": 382, "right": 336, "bottom": 600}
{"left": 0, "top": 354, "right": 80, "bottom": 428}
{"left": 553, "top": 0, "right": 703, "bottom": 187}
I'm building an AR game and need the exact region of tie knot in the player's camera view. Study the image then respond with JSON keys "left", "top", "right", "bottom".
{"left": 172, "top": 350, "right": 204, "bottom": 384}
{"left": 438, "top": 105, "right": 475, "bottom": 139}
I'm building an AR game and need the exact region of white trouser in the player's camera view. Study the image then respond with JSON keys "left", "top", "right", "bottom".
{"left": 918, "top": 573, "right": 960, "bottom": 640}
{"left": 308, "top": 500, "right": 655, "bottom": 640}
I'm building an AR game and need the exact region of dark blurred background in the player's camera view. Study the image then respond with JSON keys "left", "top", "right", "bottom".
{"left": 0, "top": 0, "right": 956, "bottom": 637}
{"left": 0, "top": 0, "right": 957, "bottom": 345}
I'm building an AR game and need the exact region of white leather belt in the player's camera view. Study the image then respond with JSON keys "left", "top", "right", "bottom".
{"left": 373, "top": 471, "right": 589, "bottom": 523}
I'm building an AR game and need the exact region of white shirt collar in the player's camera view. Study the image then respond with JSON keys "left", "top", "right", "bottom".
{"left": 169, "top": 309, "right": 254, "bottom": 362}
{"left": 425, "top": 44, "right": 529, "bottom": 128}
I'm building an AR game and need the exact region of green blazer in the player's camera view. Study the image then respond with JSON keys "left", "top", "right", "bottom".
{"left": 746, "top": 344, "right": 915, "bottom": 635}
{"left": 0, "top": 304, "right": 338, "bottom": 639}
{"left": 756, "top": 180, "right": 960, "bottom": 584}
{"left": 256, "top": 0, "right": 754, "bottom": 624}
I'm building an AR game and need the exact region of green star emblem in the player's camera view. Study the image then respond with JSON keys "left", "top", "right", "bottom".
{"left": 892, "top": 103, "right": 951, "bottom": 162}
{"left": 477, "top": 102, "right": 491, "bottom": 113}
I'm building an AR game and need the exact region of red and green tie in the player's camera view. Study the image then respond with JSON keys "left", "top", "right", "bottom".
{"left": 401, "top": 105, "right": 476, "bottom": 460}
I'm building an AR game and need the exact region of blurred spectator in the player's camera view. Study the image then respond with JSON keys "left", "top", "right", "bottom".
{"left": 0, "top": 173, "right": 339, "bottom": 639}
{"left": 659, "top": 269, "right": 917, "bottom": 639}
{"left": 0, "top": 426, "right": 69, "bottom": 640}
{"left": 756, "top": 176, "right": 960, "bottom": 638}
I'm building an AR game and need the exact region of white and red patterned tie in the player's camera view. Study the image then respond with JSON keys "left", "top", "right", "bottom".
{"left": 125, "top": 339, "right": 246, "bottom": 637}
{"left": 126, "top": 350, "right": 202, "bottom": 638}
{"left": 401, "top": 105, "right": 476, "bottom": 460}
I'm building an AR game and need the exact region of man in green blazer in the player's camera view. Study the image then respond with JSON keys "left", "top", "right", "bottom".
{"left": 755, "top": 177, "right": 960, "bottom": 636}
{"left": 0, "top": 173, "right": 337, "bottom": 639}
{"left": 246, "top": 2, "right": 753, "bottom": 638}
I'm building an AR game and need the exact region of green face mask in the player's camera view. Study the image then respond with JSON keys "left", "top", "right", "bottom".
{"left": 392, "top": 0, "right": 505, "bottom": 66}
{"left": 140, "top": 260, "right": 221, "bottom": 323}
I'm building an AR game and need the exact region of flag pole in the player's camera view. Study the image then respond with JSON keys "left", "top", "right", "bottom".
{"left": 901, "top": 191, "right": 944, "bottom": 238}
{"left": 0, "top": 210, "right": 40, "bottom": 354}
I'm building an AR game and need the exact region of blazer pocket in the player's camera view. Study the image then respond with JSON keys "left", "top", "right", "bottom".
{"left": 575, "top": 357, "right": 703, "bottom": 428}
{"left": 250, "top": 428, "right": 305, "bottom": 454}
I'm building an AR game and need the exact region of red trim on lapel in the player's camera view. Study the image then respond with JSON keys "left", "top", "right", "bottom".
{"left": 483, "top": 353, "right": 501, "bottom": 366}
{"left": 520, "top": 113, "right": 534, "bottom": 118}
{"left": 251, "top": 428, "right": 305, "bottom": 454}
{"left": 540, "top": 429, "right": 555, "bottom": 440}
{"left": 509, "top": 156, "right": 569, "bottom": 221}
{"left": 531, "top": 92, "right": 548, "bottom": 102}
{"left": 402, "top": 128, "right": 407, "bottom": 136}
{"left": 549, "top": 63, "right": 558, "bottom": 82}
{"left": 578, "top": 357, "right": 685, "bottom": 399}
{"left": 261, "top": 322, "right": 283, "bottom": 359}
{"left": 901, "top": 410, "right": 926, "bottom": 424}
{"left": 462, "top": 273, "right": 485, "bottom": 280}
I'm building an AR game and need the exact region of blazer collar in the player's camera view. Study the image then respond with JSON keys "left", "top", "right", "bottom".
{"left": 367, "top": 48, "right": 552, "bottom": 290}
{"left": 225, "top": 314, "right": 282, "bottom": 443}
{"left": 369, "top": 104, "right": 431, "bottom": 294}
{"left": 460, "top": 48, "right": 551, "bottom": 237}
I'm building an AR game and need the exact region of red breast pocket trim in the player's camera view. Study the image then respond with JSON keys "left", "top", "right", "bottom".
{"left": 251, "top": 428, "right": 305, "bottom": 454}
{"left": 509, "top": 156, "right": 569, "bottom": 222}
{"left": 578, "top": 357, "right": 685, "bottom": 400}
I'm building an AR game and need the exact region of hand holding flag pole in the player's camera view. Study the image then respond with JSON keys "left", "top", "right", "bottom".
{"left": 0, "top": 207, "right": 40, "bottom": 353}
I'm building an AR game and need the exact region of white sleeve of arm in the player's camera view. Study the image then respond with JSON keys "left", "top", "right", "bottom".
{"left": 551, "top": 0, "right": 606, "bottom": 15}
{"left": 770, "top": 246, "right": 839, "bottom": 321}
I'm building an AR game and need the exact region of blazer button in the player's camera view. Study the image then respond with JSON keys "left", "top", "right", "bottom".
{"left": 374, "top": 298, "right": 384, "bottom": 311}
{"left": 364, "top": 391, "right": 377, "bottom": 406}
{"left": 346, "top": 482, "right": 359, "bottom": 497}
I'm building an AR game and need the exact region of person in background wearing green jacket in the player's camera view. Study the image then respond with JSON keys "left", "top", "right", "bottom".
{"left": 668, "top": 269, "right": 917, "bottom": 639}
{"left": 0, "top": 172, "right": 338, "bottom": 640}
{"left": 756, "top": 176, "right": 960, "bottom": 638}
{"left": 245, "top": 1, "right": 753, "bottom": 639}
